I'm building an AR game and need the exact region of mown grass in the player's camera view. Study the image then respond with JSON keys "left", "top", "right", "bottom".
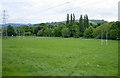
{"left": 0, "top": 38, "right": 2, "bottom": 77}
{"left": 2, "top": 36, "right": 118, "bottom": 76}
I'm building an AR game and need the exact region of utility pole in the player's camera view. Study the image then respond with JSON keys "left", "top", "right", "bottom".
{"left": 2, "top": 10, "right": 8, "bottom": 37}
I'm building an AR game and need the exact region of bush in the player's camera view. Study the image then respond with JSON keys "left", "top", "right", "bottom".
{"left": 84, "top": 26, "right": 94, "bottom": 38}
{"left": 61, "top": 27, "right": 70, "bottom": 37}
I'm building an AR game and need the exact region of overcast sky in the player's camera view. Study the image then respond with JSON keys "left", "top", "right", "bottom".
{"left": 0, "top": 0, "right": 119, "bottom": 24}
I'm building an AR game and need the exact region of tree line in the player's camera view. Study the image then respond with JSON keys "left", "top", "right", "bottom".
{"left": 2, "top": 13, "right": 120, "bottom": 40}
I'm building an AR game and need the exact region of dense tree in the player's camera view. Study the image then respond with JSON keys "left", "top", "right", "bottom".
{"left": 66, "top": 14, "right": 69, "bottom": 27}
{"left": 72, "top": 25, "right": 80, "bottom": 38}
{"left": 7, "top": 25, "right": 16, "bottom": 36}
{"left": 70, "top": 14, "right": 73, "bottom": 26}
{"left": 79, "top": 15, "right": 84, "bottom": 36}
{"left": 4, "top": 13, "right": 118, "bottom": 40}
{"left": 24, "top": 32, "right": 31, "bottom": 36}
{"left": 43, "top": 28, "right": 53, "bottom": 37}
{"left": 37, "top": 29, "right": 44, "bottom": 36}
{"left": 93, "top": 23, "right": 111, "bottom": 39}
{"left": 29, "top": 26, "right": 35, "bottom": 35}
{"left": 108, "top": 29, "right": 118, "bottom": 40}
{"left": 107, "top": 22, "right": 119, "bottom": 39}
{"left": 73, "top": 13, "right": 75, "bottom": 24}
{"left": 33, "top": 26, "right": 41, "bottom": 36}
{"left": 38, "top": 23, "right": 47, "bottom": 27}
{"left": 51, "top": 28, "right": 55, "bottom": 36}
{"left": 22, "top": 25, "right": 30, "bottom": 32}
{"left": 97, "top": 21, "right": 108, "bottom": 27}
{"left": 16, "top": 28, "right": 22, "bottom": 36}
{"left": 0, "top": 29, "right": 1, "bottom": 35}
{"left": 117, "top": 22, "right": 120, "bottom": 39}
{"left": 84, "top": 26, "right": 94, "bottom": 38}
{"left": 84, "top": 14, "right": 89, "bottom": 29}
{"left": 3, "top": 29, "right": 7, "bottom": 36}
{"left": 54, "top": 27, "right": 60, "bottom": 37}
{"left": 61, "top": 27, "right": 70, "bottom": 37}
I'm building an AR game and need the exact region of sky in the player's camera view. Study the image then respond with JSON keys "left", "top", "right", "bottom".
{"left": 0, "top": 0, "right": 119, "bottom": 24}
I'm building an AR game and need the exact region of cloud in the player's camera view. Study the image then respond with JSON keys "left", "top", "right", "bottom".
{"left": 0, "top": 0, "right": 119, "bottom": 24}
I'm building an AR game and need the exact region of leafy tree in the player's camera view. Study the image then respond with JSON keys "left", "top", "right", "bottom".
{"left": 22, "top": 25, "right": 30, "bottom": 32}
{"left": 84, "top": 26, "right": 94, "bottom": 38}
{"left": 7, "top": 25, "right": 16, "bottom": 36}
{"left": 51, "top": 28, "right": 55, "bottom": 37}
{"left": 93, "top": 26, "right": 102, "bottom": 38}
{"left": 107, "top": 22, "right": 119, "bottom": 39}
{"left": 93, "top": 23, "right": 111, "bottom": 39}
{"left": 61, "top": 27, "right": 70, "bottom": 37}
{"left": 73, "top": 13, "right": 75, "bottom": 24}
{"left": 38, "top": 23, "right": 47, "bottom": 27}
{"left": 24, "top": 32, "right": 31, "bottom": 36}
{"left": 66, "top": 14, "right": 69, "bottom": 27}
{"left": 37, "top": 29, "right": 44, "bottom": 36}
{"left": 2, "top": 29, "right": 7, "bottom": 36}
{"left": 70, "top": 13, "right": 73, "bottom": 26}
{"left": 73, "top": 27, "right": 80, "bottom": 38}
{"left": 43, "top": 28, "right": 53, "bottom": 37}
{"left": 84, "top": 14, "right": 89, "bottom": 29}
{"left": 97, "top": 21, "right": 108, "bottom": 27}
{"left": 33, "top": 26, "right": 41, "bottom": 36}
{"left": 29, "top": 26, "right": 36, "bottom": 35}
{"left": 16, "top": 25, "right": 30, "bottom": 36}
{"left": 16, "top": 28, "right": 21, "bottom": 36}
{"left": 116, "top": 21, "right": 120, "bottom": 39}
{"left": 108, "top": 29, "right": 118, "bottom": 40}
{"left": 70, "top": 24, "right": 79, "bottom": 37}
{"left": 0, "top": 29, "right": 1, "bottom": 37}
{"left": 79, "top": 15, "right": 84, "bottom": 36}
{"left": 54, "top": 25, "right": 64, "bottom": 37}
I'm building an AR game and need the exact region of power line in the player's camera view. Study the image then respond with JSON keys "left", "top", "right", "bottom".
{"left": 8, "top": 0, "right": 117, "bottom": 23}
{"left": 35, "top": 0, "right": 110, "bottom": 18}
{"left": 39, "top": 0, "right": 117, "bottom": 22}
{"left": 38, "top": 1, "right": 71, "bottom": 12}
{"left": 37, "top": 0, "right": 87, "bottom": 14}
{"left": 37, "top": 0, "right": 80, "bottom": 13}
{"left": 14, "top": 0, "right": 73, "bottom": 20}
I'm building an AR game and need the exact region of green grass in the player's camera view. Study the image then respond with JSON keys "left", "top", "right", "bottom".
{"left": 2, "top": 36, "right": 118, "bottom": 76}
{"left": 0, "top": 38, "right": 2, "bottom": 77}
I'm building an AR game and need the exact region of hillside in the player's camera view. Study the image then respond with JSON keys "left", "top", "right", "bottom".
{"left": 0, "top": 19, "right": 104, "bottom": 28}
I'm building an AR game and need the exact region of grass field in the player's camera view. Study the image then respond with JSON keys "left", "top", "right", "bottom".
{"left": 0, "top": 38, "right": 2, "bottom": 76}
{"left": 2, "top": 36, "right": 118, "bottom": 76}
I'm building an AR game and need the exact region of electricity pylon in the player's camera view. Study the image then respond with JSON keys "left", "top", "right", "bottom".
{"left": 2, "top": 10, "right": 8, "bottom": 37}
